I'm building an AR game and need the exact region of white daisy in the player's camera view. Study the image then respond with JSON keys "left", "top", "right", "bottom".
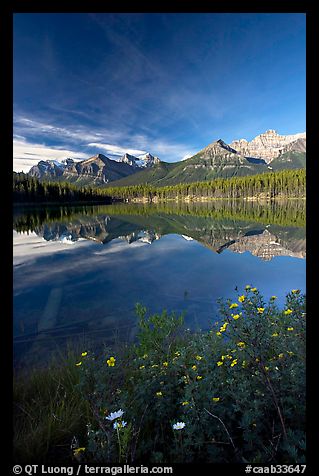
{"left": 113, "top": 420, "right": 127, "bottom": 430}
{"left": 172, "top": 421, "right": 186, "bottom": 430}
{"left": 105, "top": 409, "right": 124, "bottom": 421}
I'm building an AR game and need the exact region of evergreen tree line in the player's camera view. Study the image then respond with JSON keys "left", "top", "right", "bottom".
{"left": 13, "top": 172, "right": 112, "bottom": 204}
{"left": 105, "top": 169, "right": 306, "bottom": 201}
{"left": 13, "top": 169, "right": 305, "bottom": 204}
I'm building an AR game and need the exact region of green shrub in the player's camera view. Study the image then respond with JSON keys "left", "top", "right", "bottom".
{"left": 74, "top": 287, "right": 306, "bottom": 464}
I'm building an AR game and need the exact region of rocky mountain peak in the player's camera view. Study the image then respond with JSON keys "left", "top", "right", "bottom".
{"left": 137, "top": 153, "right": 161, "bottom": 166}
{"left": 230, "top": 130, "right": 306, "bottom": 163}
{"left": 264, "top": 129, "right": 277, "bottom": 135}
{"left": 119, "top": 153, "right": 139, "bottom": 167}
{"left": 200, "top": 139, "right": 239, "bottom": 156}
{"left": 92, "top": 153, "right": 108, "bottom": 161}
{"left": 216, "top": 139, "right": 238, "bottom": 154}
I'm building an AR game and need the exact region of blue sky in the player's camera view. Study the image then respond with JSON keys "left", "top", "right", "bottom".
{"left": 13, "top": 13, "right": 306, "bottom": 172}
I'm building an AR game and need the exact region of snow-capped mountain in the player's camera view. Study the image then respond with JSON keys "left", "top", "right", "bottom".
{"left": 28, "top": 152, "right": 162, "bottom": 184}
{"left": 119, "top": 152, "right": 161, "bottom": 168}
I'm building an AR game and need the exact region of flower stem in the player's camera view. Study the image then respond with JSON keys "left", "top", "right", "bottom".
{"left": 116, "top": 426, "right": 122, "bottom": 463}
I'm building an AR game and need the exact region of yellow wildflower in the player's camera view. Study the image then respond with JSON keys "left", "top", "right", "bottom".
{"left": 245, "top": 285, "right": 251, "bottom": 290}
{"left": 278, "top": 353, "right": 284, "bottom": 359}
{"left": 220, "top": 322, "right": 229, "bottom": 332}
{"left": 287, "top": 351, "right": 294, "bottom": 356}
{"left": 272, "top": 333, "right": 279, "bottom": 337}
{"left": 163, "top": 361, "right": 169, "bottom": 367}
{"left": 142, "top": 354, "right": 148, "bottom": 359}
{"left": 257, "top": 307, "right": 264, "bottom": 314}
{"left": 229, "top": 303, "right": 239, "bottom": 309}
{"left": 251, "top": 287, "right": 258, "bottom": 292}
{"left": 107, "top": 356, "right": 116, "bottom": 367}
{"left": 230, "top": 359, "right": 238, "bottom": 367}
{"left": 73, "top": 447, "right": 85, "bottom": 456}
{"left": 212, "top": 397, "right": 220, "bottom": 402}
{"left": 238, "top": 295, "right": 245, "bottom": 303}
{"left": 270, "top": 296, "right": 277, "bottom": 300}
{"left": 237, "top": 342, "right": 246, "bottom": 348}
{"left": 226, "top": 354, "right": 233, "bottom": 359}
{"left": 81, "top": 352, "right": 88, "bottom": 357}
{"left": 75, "top": 361, "right": 82, "bottom": 367}
{"left": 232, "top": 314, "right": 240, "bottom": 320}
{"left": 287, "top": 327, "right": 294, "bottom": 331}
{"left": 195, "top": 355, "right": 203, "bottom": 361}
{"left": 151, "top": 364, "right": 159, "bottom": 368}
{"left": 191, "top": 365, "right": 197, "bottom": 371}
{"left": 221, "top": 355, "right": 226, "bottom": 361}
{"left": 284, "top": 309, "right": 293, "bottom": 315}
{"left": 255, "top": 358, "right": 260, "bottom": 362}
{"left": 139, "top": 365, "right": 145, "bottom": 370}
{"left": 216, "top": 332, "right": 222, "bottom": 337}
{"left": 174, "top": 351, "right": 181, "bottom": 357}
{"left": 217, "top": 361, "right": 223, "bottom": 366}
{"left": 291, "top": 289, "right": 300, "bottom": 294}
{"left": 156, "top": 391, "right": 163, "bottom": 397}
{"left": 182, "top": 401, "right": 190, "bottom": 406}
{"left": 196, "top": 376, "right": 203, "bottom": 380}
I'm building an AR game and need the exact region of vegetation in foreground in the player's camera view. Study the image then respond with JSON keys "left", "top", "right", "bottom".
{"left": 13, "top": 288, "right": 306, "bottom": 464}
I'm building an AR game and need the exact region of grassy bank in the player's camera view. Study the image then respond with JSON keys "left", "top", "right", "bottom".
{"left": 13, "top": 287, "right": 306, "bottom": 464}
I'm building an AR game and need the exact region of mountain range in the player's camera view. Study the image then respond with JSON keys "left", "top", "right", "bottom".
{"left": 27, "top": 129, "right": 306, "bottom": 187}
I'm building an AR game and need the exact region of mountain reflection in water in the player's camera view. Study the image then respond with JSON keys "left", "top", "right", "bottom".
{"left": 13, "top": 201, "right": 305, "bottom": 369}
{"left": 13, "top": 201, "right": 305, "bottom": 261}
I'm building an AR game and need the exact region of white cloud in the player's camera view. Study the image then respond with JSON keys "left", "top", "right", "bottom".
{"left": 15, "top": 116, "right": 100, "bottom": 143}
{"left": 149, "top": 141, "right": 197, "bottom": 163}
{"left": 13, "top": 230, "right": 90, "bottom": 267}
{"left": 13, "top": 113, "right": 198, "bottom": 168}
{"left": 14, "top": 113, "right": 133, "bottom": 146}
{"left": 181, "top": 152, "right": 195, "bottom": 161}
{"left": 87, "top": 142, "right": 147, "bottom": 158}
{"left": 13, "top": 139, "right": 89, "bottom": 172}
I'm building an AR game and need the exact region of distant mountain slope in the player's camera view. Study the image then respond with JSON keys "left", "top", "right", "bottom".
{"left": 26, "top": 129, "right": 306, "bottom": 188}
{"left": 267, "top": 138, "right": 306, "bottom": 171}
{"left": 104, "top": 162, "right": 175, "bottom": 187}
{"left": 106, "top": 139, "right": 270, "bottom": 187}
{"left": 270, "top": 151, "right": 306, "bottom": 171}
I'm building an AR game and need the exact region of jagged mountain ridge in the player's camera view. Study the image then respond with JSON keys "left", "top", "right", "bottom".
{"left": 106, "top": 133, "right": 306, "bottom": 187}
{"left": 230, "top": 129, "right": 306, "bottom": 163}
{"left": 27, "top": 130, "right": 306, "bottom": 187}
{"left": 104, "top": 138, "right": 269, "bottom": 188}
{"left": 28, "top": 152, "right": 161, "bottom": 185}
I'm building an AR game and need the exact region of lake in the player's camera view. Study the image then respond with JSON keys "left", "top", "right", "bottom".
{"left": 13, "top": 200, "right": 306, "bottom": 369}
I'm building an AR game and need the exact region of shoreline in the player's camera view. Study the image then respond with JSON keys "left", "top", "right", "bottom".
{"left": 13, "top": 196, "right": 305, "bottom": 206}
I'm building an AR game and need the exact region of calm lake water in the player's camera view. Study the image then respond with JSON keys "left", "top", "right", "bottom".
{"left": 13, "top": 201, "right": 306, "bottom": 369}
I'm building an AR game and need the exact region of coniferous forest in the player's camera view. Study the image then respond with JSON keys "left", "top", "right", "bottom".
{"left": 12, "top": 172, "right": 112, "bottom": 204}
{"left": 13, "top": 169, "right": 305, "bottom": 203}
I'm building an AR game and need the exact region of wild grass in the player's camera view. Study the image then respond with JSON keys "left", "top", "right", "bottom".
{"left": 13, "top": 347, "right": 91, "bottom": 464}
